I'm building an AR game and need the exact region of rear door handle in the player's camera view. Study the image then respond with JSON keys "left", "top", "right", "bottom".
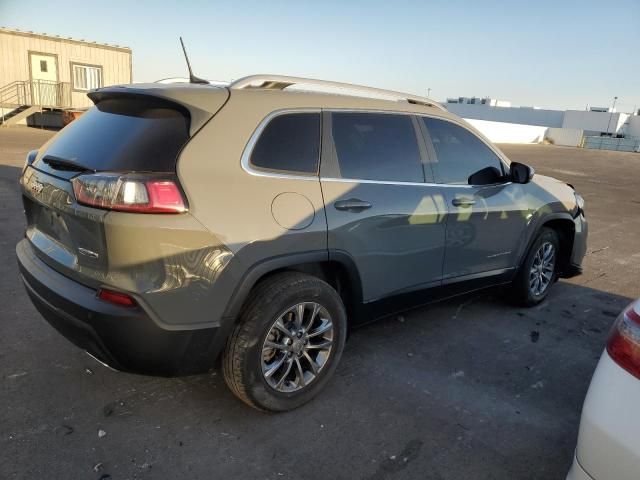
{"left": 334, "top": 198, "right": 372, "bottom": 212}
{"left": 452, "top": 198, "right": 476, "bottom": 207}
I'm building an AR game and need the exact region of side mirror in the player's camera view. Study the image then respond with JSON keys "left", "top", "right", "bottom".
{"left": 467, "top": 166, "right": 504, "bottom": 186}
{"left": 510, "top": 162, "right": 534, "bottom": 184}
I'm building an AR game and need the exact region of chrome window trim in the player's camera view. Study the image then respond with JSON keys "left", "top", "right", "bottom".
{"left": 240, "top": 108, "right": 322, "bottom": 181}
{"left": 240, "top": 107, "right": 512, "bottom": 186}
{"left": 319, "top": 176, "right": 512, "bottom": 189}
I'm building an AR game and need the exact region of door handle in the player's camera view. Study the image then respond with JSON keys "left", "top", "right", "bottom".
{"left": 334, "top": 198, "right": 372, "bottom": 212}
{"left": 452, "top": 198, "right": 476, "bottom": 207}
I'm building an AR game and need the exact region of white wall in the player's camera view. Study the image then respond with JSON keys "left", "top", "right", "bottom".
{"left": 545, "top": 128, "right": 584, "bottom": 147}
{"left": 562, "top": 110, "right": 629, "bottom": 134}
{"left": 465, "top": 119, "right": 547, "bottom": 144}
{"left": 446, "top": 103, "right": 564, "bottom": 127}
{"left": 624, "top": 116, "right": 640, "bottom": 138}
{"left": 446, "top": 102, "right": 636, "bottom": 137}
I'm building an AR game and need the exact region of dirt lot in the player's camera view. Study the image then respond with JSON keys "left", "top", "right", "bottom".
{"left": 1, "top": 127, "right": 639, "bottom": 479}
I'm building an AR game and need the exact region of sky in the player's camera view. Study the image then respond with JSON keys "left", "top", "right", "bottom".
{"left": 2, "top": 0, "right": 639, "bottom": 112}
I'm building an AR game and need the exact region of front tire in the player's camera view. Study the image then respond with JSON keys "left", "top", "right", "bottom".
{"left": 512, "top": 227, "right": 559, "bottom": 307}
{"left": 222, "top": 272, "right": 347, "bottom": 411}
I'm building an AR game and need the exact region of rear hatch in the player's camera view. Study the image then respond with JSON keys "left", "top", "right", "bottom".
{"left": 20, "top": 84, "right": 229, "bottom": 286}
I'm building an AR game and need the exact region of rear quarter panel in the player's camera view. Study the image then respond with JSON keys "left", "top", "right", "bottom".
{"left": 176, "top": 91, "right": 329, "bottom": 319}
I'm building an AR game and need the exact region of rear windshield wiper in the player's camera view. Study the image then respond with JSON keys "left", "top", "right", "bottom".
{"left": 42, "top": 155, "right": 94, "bottom": 173}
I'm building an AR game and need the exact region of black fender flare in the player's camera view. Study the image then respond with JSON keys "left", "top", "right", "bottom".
{"left": 222, "top": 250, "right": 364, "bottom": 320}
{"left": 515, "top": 212, "right": 576, "bottom": 271}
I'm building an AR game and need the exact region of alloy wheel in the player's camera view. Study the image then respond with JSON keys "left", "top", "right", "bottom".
{"left": 529, "top": 241, "right": 556, "bottom": 296}
{"left": 261, "top": 302, "right": 334, "bottom": 393}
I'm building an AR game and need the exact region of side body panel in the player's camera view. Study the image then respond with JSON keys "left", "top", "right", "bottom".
{"left": 320, "top": 110, "right": 448, "bottom": 302}
{"left": 179, "top": 92, "right": 581, "bottom": 327}
{"left": 177, "top": 92, "right": 465, "bottom": 324}
{"left": 439, "top": 183, "right": 528, "bottom": 279}
{"left": 417, "top": 113, "right": 581, "bottom": 281}
{"left": 321, "top": 180, "right": 447, "bottom": 301}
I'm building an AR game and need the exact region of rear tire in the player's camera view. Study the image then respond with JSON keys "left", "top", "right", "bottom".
{"left": 222, "top": 272, "right": 347, "bottom": 412}
{"left": 512, "top": 227, "right": 559, "bottom": 307}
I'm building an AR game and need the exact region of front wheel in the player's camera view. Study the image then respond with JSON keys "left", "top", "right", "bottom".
{"left": 222, "top": 272, "right": 347, "bottom": 411}
{"left": 512, "top": 227, "right": 559, "bottom": 306}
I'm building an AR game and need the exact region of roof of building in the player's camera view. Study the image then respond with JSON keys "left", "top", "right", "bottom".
{"left": 0, "top": 26, "right": 131, "bottom": 53}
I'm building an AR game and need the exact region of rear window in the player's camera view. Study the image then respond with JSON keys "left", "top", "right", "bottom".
{"left": 250, "top": 113, "right": 320, "bottom": 174}
{"left": 37, "top": 97, "right": 190, "bottom": 173}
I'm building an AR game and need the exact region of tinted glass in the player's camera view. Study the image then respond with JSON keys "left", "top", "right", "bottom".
{"left": 422, "top": 117, "right": 504, "bottom": 184}
{"left": 251, "top": 113, "right": 320, "bottom": 174}
{"left": 331, "top": 113, "right": 423, "bottom": 182}
{"left": 36, "top": 98, "right": 190, "bottom": 173}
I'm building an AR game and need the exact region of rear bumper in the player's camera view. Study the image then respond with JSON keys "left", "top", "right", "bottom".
{"left": 16, "top": 238, "right": 223, "bottom": 376}
{"left": 571, "top": 351, "right": 640, "bottom": 480}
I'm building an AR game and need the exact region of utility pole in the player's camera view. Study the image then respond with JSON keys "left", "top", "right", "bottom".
{"left": 427, "top": 88, "right": 431, "bottom": 98}
{"left": 605, "top": 96, "right": 618, "bottom": 136}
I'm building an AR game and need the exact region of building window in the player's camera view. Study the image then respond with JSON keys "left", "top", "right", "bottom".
{"left": 40, "top": 60, "right": 48, "bottom": 72}
{"left": 72, "top": 64, "right": 102, "bottom": 91}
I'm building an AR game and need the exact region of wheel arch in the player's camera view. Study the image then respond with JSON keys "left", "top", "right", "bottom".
{"left": 222, "top": 251, "right": 363, "bottom": 322}
{"left": 519, "top": 213, "right": 576, "bottom": 277}
{"left": 542, "top": 217, "right": 576, "bottom": 277}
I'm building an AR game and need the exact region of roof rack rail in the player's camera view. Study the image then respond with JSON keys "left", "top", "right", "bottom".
{"left": 229, "top": 75, "right": 446, "bottom": 111}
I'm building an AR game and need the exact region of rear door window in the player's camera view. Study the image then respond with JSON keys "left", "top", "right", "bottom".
{"left": 329, "top": 112, "right": 424, "bottom": 183}
{"left": 250, "top": 112, "right": 321, "bottom": 174}
{"left": 35, "top": 97, "right": 190, "bottom": 173}
{"left": 421, "top": 117, "right": 504, "bottom": 184}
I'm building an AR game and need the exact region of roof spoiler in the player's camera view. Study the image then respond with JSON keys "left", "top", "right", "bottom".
{"left": 87, "top": 84, "right": 229, "bottom": 136}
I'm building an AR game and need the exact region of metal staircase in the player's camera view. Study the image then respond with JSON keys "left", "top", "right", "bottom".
{"left": 0, "top": 80, "right": 71, "bottom": 126}
{"left": 0, "top": 104, "right": 42, "bottom": 126}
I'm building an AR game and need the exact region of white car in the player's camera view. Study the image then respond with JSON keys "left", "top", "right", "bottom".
{"left": 567, "top": 298, "right": 640, "bottom": 480}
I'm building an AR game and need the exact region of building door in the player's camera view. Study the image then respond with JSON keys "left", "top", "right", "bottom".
{"left": 29, "top": 53, "right": 58, "bottom": 106}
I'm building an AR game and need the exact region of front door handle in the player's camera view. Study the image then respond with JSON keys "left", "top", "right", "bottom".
{"left": 334, "top": 198, "right": 372, "bottom": 212}
{"left": 452, "top": 198, "right": 476, "bottom": 207}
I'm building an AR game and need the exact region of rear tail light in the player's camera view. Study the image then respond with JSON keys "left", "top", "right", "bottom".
{"left": 607, "top": 300, "right": 640, "bottom": 379}
{"left": 71, "top": 173, "right": 187, "bottom": 213}
{"left": 97, "top": 288, "right": 136, "bottom": 307}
